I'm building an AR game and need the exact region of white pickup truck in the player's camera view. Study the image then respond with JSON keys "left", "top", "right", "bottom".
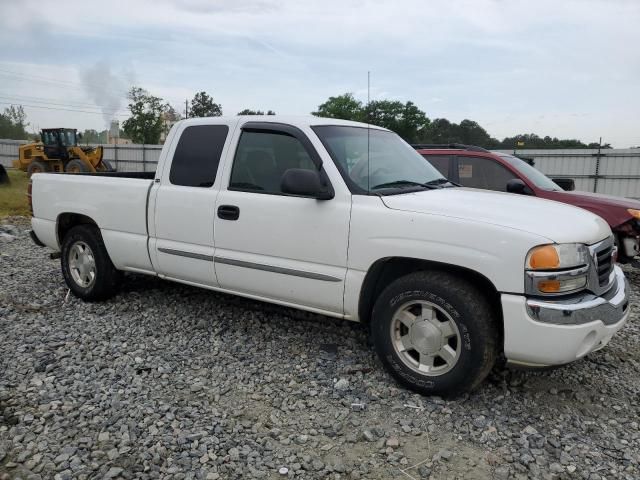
{"left": 30, "top": 116, "right": 630, "bottom": 396}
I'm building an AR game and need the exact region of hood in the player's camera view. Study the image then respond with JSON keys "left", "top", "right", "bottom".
{"left": 381, "top": 187, "right": 611, "bottom": 245}
{"left": 555, "top": 190, "right": 640, "bottom": 209}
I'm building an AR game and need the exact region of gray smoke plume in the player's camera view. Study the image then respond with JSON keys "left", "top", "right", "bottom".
{"left": 81, "top": 61, "right": 129, "bottom": 128}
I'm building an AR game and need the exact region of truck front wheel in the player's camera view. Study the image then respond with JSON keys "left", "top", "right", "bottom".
{"left": 371, "top": 271, "right": 498, "bottom": 397}
{"left": 61, "top": 225, "right": 122, "bottom": 301}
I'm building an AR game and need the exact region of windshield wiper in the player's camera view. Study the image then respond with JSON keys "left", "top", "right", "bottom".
{"left": 423, "top": 178, "right": 458, "bottom": 187}
{"left": 371, "top": 180, "right": 437, "bottom": 190}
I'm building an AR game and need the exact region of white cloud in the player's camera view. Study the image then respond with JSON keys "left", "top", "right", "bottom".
{"left": 0, "top": 0, "right": 638, "bottom": 145}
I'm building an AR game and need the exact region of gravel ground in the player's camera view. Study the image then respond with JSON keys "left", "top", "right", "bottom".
{"left": 1, "top": 218, "right": 639, "bottom": 480}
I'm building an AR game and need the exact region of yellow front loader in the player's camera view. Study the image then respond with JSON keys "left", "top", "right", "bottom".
{"left": 13, "top": 128, "right": 113, "bottom": 176}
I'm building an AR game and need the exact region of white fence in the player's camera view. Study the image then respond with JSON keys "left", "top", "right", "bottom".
{"left": 498, "top": 148, "right": 640, "bottom": 198}
{"left": 0, "top": 140, "right": 162, "bottom": 173}
{"left": 2, "top": 139, "right": 640, "bottom": 198}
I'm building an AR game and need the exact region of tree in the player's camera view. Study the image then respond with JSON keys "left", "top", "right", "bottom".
{"left": 587, "top": 142, "right": 612, "bottom": 149}
{"left": 237, "top": 109, "right": 276, "bottom": 115}
{"left": 164, "top": 104, "right": 181, "bottom": 121}
{"left": 122, "top": 87, "right": 166, "bottom": 144}
{"left": 364, "top": 100, "right": 430, "bottom": 143}
{"left": 498, "top": 133, "right": 589, "bottom": 149}
{"left": 0, "top": 105, "right": 29, "bottom": 140}
{"left": 80, "top": 129, "right": 105, "bottom": 144}
{"left": 312, "top": 93, "right": 364, "bottom": 121}
{"left": 189, "top": 91, "right": 222, "bottom": 118}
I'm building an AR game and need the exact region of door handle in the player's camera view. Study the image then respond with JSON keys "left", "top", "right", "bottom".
{"left": 217, "top": 205, "right": 240, "bottom": 221}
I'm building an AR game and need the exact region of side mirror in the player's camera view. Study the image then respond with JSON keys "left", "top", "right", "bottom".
{"left": 281, "top": 168, "right": 333, "bottom": 200}
{"left": 506, "top": 178, "right": 532, "bottom": 195}
{"left": 77, "top": 132, "right": 83, "bottom": 140}
{"left": 552, "top": 178, "right": 575, "bottom": 191}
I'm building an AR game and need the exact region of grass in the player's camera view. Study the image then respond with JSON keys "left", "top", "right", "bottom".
{"left": 0, "top": 169, "right": 30, "bottom": 218}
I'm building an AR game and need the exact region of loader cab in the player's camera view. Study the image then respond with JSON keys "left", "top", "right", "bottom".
{"left": 41, "top": 128, "right": 78, "bottom": 160}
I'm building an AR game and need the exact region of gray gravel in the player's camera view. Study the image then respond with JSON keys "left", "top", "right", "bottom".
{"left": 1, "top": 218, "right": 639, "bottom": 480}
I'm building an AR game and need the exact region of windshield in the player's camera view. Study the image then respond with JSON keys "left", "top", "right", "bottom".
{"left": 497, "top": 153, "right": 562, "bottom": 191}
{"left": 312, "top": 126, "right": 446, "bottom": 193}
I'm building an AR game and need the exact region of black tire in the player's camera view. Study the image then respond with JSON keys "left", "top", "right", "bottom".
{"left": 61, "top": 225, "right": 122, "bottom": 301}
{"left": 27, "top": 160, "right": 50, "bottom": 176}
{"left": 371, "top": 271, "right": 498, "bottom": 397}
{"left": 65, "top": 159, "right": 90, "bottom": 173}
{"left": 101, "top": 159, "right": 115, "bottom": 172}
{"left": 0, "top": 165, "right": 9, "bottom": 185}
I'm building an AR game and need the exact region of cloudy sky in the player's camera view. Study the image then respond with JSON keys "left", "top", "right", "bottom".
{"left": 1, "top": 0, "right": 638, "bottom": 146}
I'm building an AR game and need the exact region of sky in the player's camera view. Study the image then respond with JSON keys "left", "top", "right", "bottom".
{"left": 0, "top": 0, "right": 639, "bottom": 147}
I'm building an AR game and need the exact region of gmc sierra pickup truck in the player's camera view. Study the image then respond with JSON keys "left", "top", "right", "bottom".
{"left": 29, "top": 116, "right": 630, "bottom": 396}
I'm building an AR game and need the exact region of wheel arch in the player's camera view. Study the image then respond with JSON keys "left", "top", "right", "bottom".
{"left": 57, "top": 212, "right": 99, "bottom": 247}
{"left": 357, "top": 257, "right": 504, "bottom": 345}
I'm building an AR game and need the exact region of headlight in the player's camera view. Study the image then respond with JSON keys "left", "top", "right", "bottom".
{"left": 525, "top": 244, "right": 589, "bottom": 295}
{"left": 628, "top": 208, "right": 640, "bottom": 220}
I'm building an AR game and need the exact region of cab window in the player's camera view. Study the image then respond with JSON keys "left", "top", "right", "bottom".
{"left": 456, "top": 156, "right": 516, "bottom": 191}
{"left": 229, "top": 130, "right": 316, "bottom": 194}
{"left": 423, "top": 155, "right": 452, "bottom": 178}
{"left": 169, "top": 125, "right": 229, "bottom": 187}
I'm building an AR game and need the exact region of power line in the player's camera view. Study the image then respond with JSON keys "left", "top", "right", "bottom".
{"left": 0, "top": 67, "right": 129, "bottom": 94}
{"left": 0, "top": 94, "right": 127, "bottom": 113}
{"left": 0, "top": 101, "right": 129, "bottom": 117}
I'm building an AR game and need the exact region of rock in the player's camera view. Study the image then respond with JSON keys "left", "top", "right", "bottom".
{"left": 228, "top": 447, "right": 240, "bottom": 461}
{"left": 386, "top": 436, "right": 399, "bottom": 448}
{"left": 549, "top": 462, "right": 564, "bottom": 473}
{"left": 334, "top": 378, "right": 350, "bottom": 391}
{"left": 104, "top": 467, "right": 123, "bottom": 479}
{"left": 439, "top": 449, "right": 453, "bottom": 461}
{"left": 362, "top": 429, "right": 375, "bottom": 442}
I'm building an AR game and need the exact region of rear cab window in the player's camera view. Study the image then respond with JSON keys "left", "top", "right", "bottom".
{"left": 169, "top": 125, "right": 229, "bottom": 187}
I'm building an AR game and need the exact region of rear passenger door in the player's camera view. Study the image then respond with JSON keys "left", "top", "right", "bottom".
{"left": 455, "top": 155, "right": 517, "bottom": 192}
{"left": 150, "top": 121, "right": 236, "bottom": 287}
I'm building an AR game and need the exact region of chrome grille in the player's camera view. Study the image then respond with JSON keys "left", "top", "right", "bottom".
{"left": 595, "top": 243, "right": 614, "bottom": 287}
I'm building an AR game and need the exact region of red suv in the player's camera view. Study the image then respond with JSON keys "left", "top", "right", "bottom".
{"left": 414, "top": 144, "right": 640, "bottom": 264}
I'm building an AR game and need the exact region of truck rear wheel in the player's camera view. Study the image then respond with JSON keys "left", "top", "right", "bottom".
{"left": 371, "top": 271, "right": 498, "bottom": 397}
{"left": 61, "top": 225, "right": 122, "bottom": 301}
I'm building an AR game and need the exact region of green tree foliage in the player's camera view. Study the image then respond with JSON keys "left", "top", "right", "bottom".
{"left": 122, "top": 87, "right": 166, "bottom": 144}
{"left": 418, "top": 118, "right": 500, "bottom": 147}
{"left": 80, "top": 129, "right": 106, "bottom": 144}
{"left": 587, "top": 142, "right": 612, "bottom": 149}
{"left": 312, "top": 93, "right": 364, "bottom": 121}
{"left": 189, "top": 91, "right": 222, "bottom": 118}
{"left": 365, "top": 100, "right": 430, "bottom": 143}
{"left": 237, "top": 109, "right": 276, "bottom": 115}
{"left": 0, "top": 105, "right": 30, "bottom": 140}
{"left": 499, "top": 133, "right": 590, "bottom": 149}
{"left": 164, "top": 104, "right": 181, "bottom": 121}
{"left": 312, "top": 93, "right": 606, "bottom": 148}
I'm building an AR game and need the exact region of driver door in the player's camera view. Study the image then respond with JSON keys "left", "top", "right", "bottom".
{"left": 213, "top": 123, "right": 351, "bottom": 315}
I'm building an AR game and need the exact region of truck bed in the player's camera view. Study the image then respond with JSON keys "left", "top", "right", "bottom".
{"left": 31, "top": 172, "right": 155, "bottom": 273}
{"left": 76, "top": 171, "right": 156, "bottom": 180}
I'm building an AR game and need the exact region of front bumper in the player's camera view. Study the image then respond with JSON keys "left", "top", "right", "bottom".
{"left": 502, "top": 265, "right": 630, "bottom": 367}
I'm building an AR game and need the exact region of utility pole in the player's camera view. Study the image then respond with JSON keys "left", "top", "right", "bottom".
{"left": 185, "top": 99, "right": 189, "bottom": 119}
